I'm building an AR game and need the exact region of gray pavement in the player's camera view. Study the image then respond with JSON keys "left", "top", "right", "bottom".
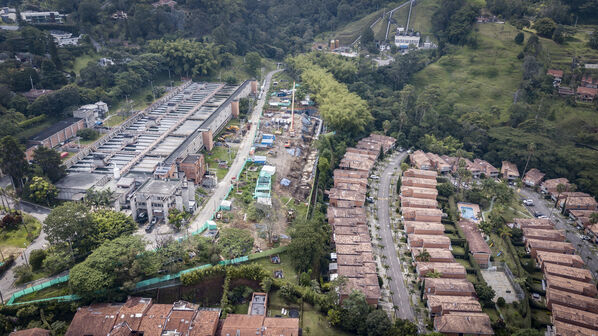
{"left": 518, "top": 188, "right": 598, "bottom": 279}
{"left": 182, "top": 69, "right": 282, "bottom": 239}
{"left": 0, "top": 200, "right": 51, "bottom": 301}
{"left": 375, "top": 151, "right": 415, "bottom": 320}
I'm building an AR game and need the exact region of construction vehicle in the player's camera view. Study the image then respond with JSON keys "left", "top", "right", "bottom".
{"left": 227, "top": 125, "right": 240, "bottom": 132}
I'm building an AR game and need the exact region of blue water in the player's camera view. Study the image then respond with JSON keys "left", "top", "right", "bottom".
{"left": 461, "top": 206, "right": 476, "bottom": 220}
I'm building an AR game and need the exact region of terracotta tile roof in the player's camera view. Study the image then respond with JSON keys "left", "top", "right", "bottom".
{"left": 553, "top": 320, "right": 598, "bottom": 336}
{"left": 424, "top": 278, "right": 475, "bottom": 296}
{"left": 10, "top": 329, "right": 51, "bottom": 336}
{"left": 458, "top": 220, "right": 491, "bottom": 254}
{"left": 548, "top": 69, "right": 564, "bottom": 78}
{"left": 410, "top": 150, "right": 432, "bottom": 169}
{"left": 402, "top": 207, "right": 443, "bottom": 221}
{"left": 328, "top": 188, "right": 366, "bottom": 202}
{"left": 262, "top": 317, "right": 300, "bottom": 336}
{"left": 526, "top": 239, "right": 575, "bottom": 254}
{"left": 536, "top": 251, "right": 584, "bottom": 268}
{"left": 416, "top": 262, "right": 467, "bottom": 277}
{"left": 65, "top": 303, "right": 123, "bottom": 336}
{"left": 333, "top": 169, "right": 368, "bottom": 179}
{"left": 564, "top": 196, "right": 597, "bottom": 210}
{"left": 408, "top": 234, "right": 451, "bottom": 247}
{"left": 523, "top": 168, "right": 545, "bottom": 186}
{"left": 547, "top": 288, "right": 598, "bottom": 313}
{"left": 114, "top": 297, "right": 152, "bottom": 330}
{"left": 522, "top": 228, "right": 565, "bottom": 241}
{"left": 545, "top": 274, "right": 598, "bottom": 297}
{"left": 425, "top": 152, "right": 451, "bottom": 172}
{"left": 412, "top": 248, "right": 455, "bottom": 262}
{"left": 541, "top": 178, "right": 571, "bottom": 194}
{"left": 577, "top": 86, "right": 598, "bottom": 96}
{"left": 400, "top": 186, "right": 438, "bottom": 199}
{"left": 220, "top": 314, "right": 265, "bottom": 336}
{"left": 137, "top": 304, "right": 172, "bottom": 336}
{"left": 404, "top": 221, "right": 445, "bottom": 234}
{"left": 434, "top": 312, "right": 494, "bottom": 335}
{"left": 400, "top": 196, "right": 438, "bottom": 208}
{"left": 402, "top": 176, "right": 437, "bottom": 188}
{"left": 427, "top": 295, "right": 483, "bottom": 314}
{"left": 404, "top": 168, "right": 438, "bottom": 180}
{"left": 501, "top": 161, "right": 519, "bottom": 178}
{"left": 512, "top": 218, "right": 554, "bottom": 230}
{"left": 473, "top": 159, "right": 499, "bottom": 175}
{"left": 188, "top": 310, "right": 220, "bottom": 336}
{"left": 551, "top": 304, "right": 598, "bottom": 330}
{"left": 543, "top": 263, "right": 593, "bottom": 283}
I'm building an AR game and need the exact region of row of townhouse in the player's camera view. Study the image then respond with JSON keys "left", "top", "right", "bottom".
{"left": 400, "top": 168, "right": 494, "bottom": 335}
{"left": 517, "top": 217, "right": 598, "bottom": 335}
{"left": 56, "top": 294, "right": 299, "bottom": 336}
{"left": 328, "top": 134, "right": 396, "bottom": 305}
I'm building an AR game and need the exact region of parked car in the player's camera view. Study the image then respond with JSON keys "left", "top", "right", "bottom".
{"left": 145, "top": 217, "right": 158, "bottom": 233}
{"left": 523, "top": 199, "right": 534, "bottom": 206}
{"left": 136, "top": 211, "right": 148, "bottom": 224}
{"left": 534, "top": 211, "right": 544, "bottom": 218}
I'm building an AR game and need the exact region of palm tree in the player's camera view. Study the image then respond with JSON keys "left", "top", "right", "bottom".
{"left": 554, "top": 183, "right": 568, "bottom": 208}
{"left": 417, "top": 249, "right": 431, "bottom": 262}
{"left": 521, "top": 142, "right": 536, "bottom": 179}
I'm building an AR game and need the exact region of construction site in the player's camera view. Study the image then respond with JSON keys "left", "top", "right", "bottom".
{"left": 212, "top": 76, "right": 322, "bottom": 250}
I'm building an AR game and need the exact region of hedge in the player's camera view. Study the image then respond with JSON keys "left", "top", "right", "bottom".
{"left": 18, "top": 115, "right": 46, "bottom": 128}
{"left": 0, "top": 256, "right": 15, "bottom": 277}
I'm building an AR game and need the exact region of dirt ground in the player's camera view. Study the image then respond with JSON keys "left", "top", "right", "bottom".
{"left": 217, "top": 105, "right": 318, "bottom": 251}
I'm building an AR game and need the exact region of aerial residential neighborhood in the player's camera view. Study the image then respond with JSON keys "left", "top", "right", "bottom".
{"left": 0, "top": 0, "right": 597, "bottom": 335}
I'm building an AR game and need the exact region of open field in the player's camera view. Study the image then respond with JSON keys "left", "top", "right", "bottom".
{"left": 0, "top": 214, "right": 42, "bottom": 255}
{"left": 413, "top": 23, "right": 523, "bottom": 121}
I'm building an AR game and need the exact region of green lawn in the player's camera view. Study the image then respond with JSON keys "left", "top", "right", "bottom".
{"left": 248, "top": 252, "right": 298, "bottom": 283}
{"left": 204, "top": 145, "right": 239, "bottom": 180}
{"left": 13, "top": 282, "right": 69, "bottom": 303}
{"left": 331, "top": 8, "right": 387, "bottom": 45}
{"left": 69, "top": 53, "right": 101, "bottom": 75}
{"left": 413, "top": 23, "right": 524, "bottom": 120}
{"left": 0, "top": 214, "right": 42, "bottom": 251}
{"left": 408, "top": 0, "right": 440, "bottom": 37}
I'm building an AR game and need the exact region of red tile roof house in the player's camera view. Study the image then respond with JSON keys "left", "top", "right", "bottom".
{"left": 576, "top": 86, "right": 598, "bottom": 102}
{"left": 433, "top": 313, "right": 494, "bottom": 335}
{"left": 547, "top": 69, "right": 564, "bottom": 86}
{"left": 327, "top": 188, "right": 366, "bottom": 207}
{"left": 410, "top": 150, "right": 432, "bottom": 170}
{"left": 511, "top": 218, "right": 554, "bottom": 230}
{"left": 458, "top": 220, "right": 492, "bottom": 268}
{"left": 400, "top": 196, "right": 438, "bottom": 209}
{"left": 400, "top": 186, "right": 438, "bottom": 200}
{"left": 550, "top": 304, "right": 598, "bottom": 332}
{"left": 525, "top": 239, "right": 575, "bottom": 258}
{"left": 535, "top": 251, "right": 585, "bottom": 269}
{"left": 474, "top": 159, "right": 499, "bottom": 178}
{"left": 401, "top": 176, "right": 437, "bottom": 189}
{"left": 570, "top": 210, "right": 598, "bottom": 227}
{"left": 542, "top": 263, "right": 594, "bottom": 283}
{"left": 9, "top": 329, "right": 51, "bottom": 336}
{"left": 522, "top": 228, "right": 566, "bottom": 242}
{"left": 412, "top": 247, "right": 455, "bottom": 263}
{"left": 408, "top": 234, "right": 451, "bottom": 249}
{"left": 500, "top": 161, "right": 519, "bottom": 181}
{"left": 546, "top": 287, "right": 598, "bottom": 313}
{"left": 402, "top": 207, "right": 443, "bottom": 222}
{"left": 403, "top": 168, "right": 438, "bottom": 180}
{"left": 582, "top": 74, "right": 598, "bottom": 89}
{"left": 523, "top": 168, "right": 545, "bottom": 187}
{"left": 423, "top": 278, "right": 476, "bottom": 299}
{"left": 544, "top": 274, "right": 598, "bottom": 297}
{"left": 426, "top": 295, "right": 483, "bottom": 317}
{"left": 541, "top": 177, "right": 571, "bottom": 198}
{"left": 415, "top": 262, "right": 467, "bottom": 279}
{"left": 561, "top": 195, "right": 598, "bottom": 213}
{"left": 425, "top": 152, "right": 451, "bottom": 173}
{"left": 405, "top": 221, "right": 445, "bottom": 235}
{"left": 553, "top": 320, "right": 598, "bottom": 336}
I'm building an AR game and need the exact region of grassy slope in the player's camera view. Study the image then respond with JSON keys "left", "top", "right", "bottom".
{"left": 408, "top": 0, "right": 440, "bottom": 37}
{"left": 413, "top": 23, "right": 523, "bottom": 121}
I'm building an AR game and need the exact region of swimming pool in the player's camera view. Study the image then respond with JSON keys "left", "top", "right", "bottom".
{"left": 461, "top": 206, "right": 476, "bottom": 220}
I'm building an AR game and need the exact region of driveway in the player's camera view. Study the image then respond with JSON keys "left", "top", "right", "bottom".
{"left": 182, "top": 69, "right": 283, "bottom": 238}
{"left": 375, "top": 151, "right": 415, "bottom": 320}
{"left": 518, "top": 188, "right": 598, "bottom": 279}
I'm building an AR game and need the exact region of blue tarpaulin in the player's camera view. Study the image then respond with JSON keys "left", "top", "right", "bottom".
{"left": 280, "top": 178, "right": 291, "bottom": 186}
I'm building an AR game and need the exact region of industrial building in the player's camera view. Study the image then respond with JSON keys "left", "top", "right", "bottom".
{"left": 55, "top": 80, "right": 256, "bottom": 221}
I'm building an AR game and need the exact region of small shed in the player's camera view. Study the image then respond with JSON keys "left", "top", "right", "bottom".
{"left": 220, "top": 200, "right": 232, "bottom": 211}
{"left": 252, "top": 156, "right": 267, "bottom": 164}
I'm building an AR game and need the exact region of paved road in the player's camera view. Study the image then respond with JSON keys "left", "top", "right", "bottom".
{"left": 518, "top": 189, "right": 598, "bottom": 278}
{"left": 183, "top": 69, "right": 283, "bottom": 236}
{"left": 376, "top": 151, "right": 414, "bottom": 320}
{"left": 0, "top": 201, "right": 51, "bottom": 301}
